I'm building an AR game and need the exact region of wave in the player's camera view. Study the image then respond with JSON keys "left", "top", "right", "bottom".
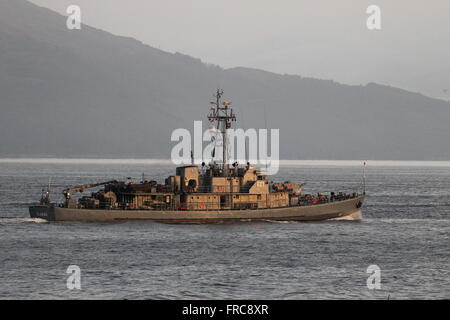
{"left": 261, "top": 219, "right": 301, "bottom": 224}
{"left": 1, "top": 202, "right": 38, "bottom": 207}
{"left": 364, "top": 203, "right": 450, "bottom": 208}
{"left": 0, "top": 217, "right": 48, "bottom": 224}
{"left": 330, "top": 210, "right": 363, "bottom": 221}
{"left": 364, "top": 218, "right": 450, "bottom": 223}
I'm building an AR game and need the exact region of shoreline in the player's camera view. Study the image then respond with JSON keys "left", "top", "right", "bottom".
{"left": 0, "top": 158, "right": 449, "bottom": 167}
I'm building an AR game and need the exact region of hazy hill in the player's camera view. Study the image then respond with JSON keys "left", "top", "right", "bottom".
{"left": 1, "top": 0, "right": 449, "bottom": 160}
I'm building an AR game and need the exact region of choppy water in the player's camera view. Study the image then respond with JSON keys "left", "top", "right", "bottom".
{"left": 0, "top": 160, "right": 448, "bottom": 299}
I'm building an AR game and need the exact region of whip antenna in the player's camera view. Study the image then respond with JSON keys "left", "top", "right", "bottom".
{"left": 363, "top": 161, "right": 366, "bottom": 195}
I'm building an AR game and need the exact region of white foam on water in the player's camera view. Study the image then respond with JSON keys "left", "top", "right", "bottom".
{"left": 0, "top": 217, "right": 48, "bottom": 224}
{"left": 330, "top": 210, "right": 363, "bottom": 221}
{"left": 262, "top": 219, "right": 300, "bottom": 224}
{"left": 0, "top": 158, "right": 449, "bottom": 167}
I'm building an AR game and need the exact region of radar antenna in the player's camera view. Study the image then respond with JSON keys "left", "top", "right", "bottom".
{"left": 208, "top": 89, "right": 236, "bottom": 174}
{"left": 40, "top": 177, "right": 52, "bottom": 206}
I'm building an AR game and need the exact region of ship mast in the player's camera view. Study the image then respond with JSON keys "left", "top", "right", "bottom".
{"left": 208, "top": 89, "right": 236, "bottom": 174}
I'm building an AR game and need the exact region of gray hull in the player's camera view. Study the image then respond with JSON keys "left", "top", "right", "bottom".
{"left": 29, "top": 196, "right": 364, "bottom": 223}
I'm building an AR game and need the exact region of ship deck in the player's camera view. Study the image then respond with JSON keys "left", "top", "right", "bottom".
{"left": 30, "top": 196, "right": 364, "bottom": 223}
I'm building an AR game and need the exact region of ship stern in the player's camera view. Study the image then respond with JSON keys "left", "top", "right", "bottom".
{"left": 29, "top": 205, "right": 56, "bottom": 221}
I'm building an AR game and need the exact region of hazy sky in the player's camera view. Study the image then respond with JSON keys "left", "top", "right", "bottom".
{"left": 29, "top": 0, "right": 450, "bottom": 99}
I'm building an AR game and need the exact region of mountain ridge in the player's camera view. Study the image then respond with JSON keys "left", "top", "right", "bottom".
{"left": 0, "top": 0, "right": 449, "bottom": 160}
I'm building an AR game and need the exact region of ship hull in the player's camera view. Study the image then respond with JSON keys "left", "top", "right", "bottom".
{"left": 29, "top": 196, "right": 364, "bottom": 223}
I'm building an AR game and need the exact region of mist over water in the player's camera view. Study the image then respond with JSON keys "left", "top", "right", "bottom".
{"left": 0, "top": 160, "right": 448, "bottom": 299}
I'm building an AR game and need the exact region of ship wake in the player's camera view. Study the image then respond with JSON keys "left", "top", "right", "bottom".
{"left": 330, "top": 210, "right": 363, "bottom": 221}
{"left": 0, "top": 217, "right": 48, "bottom": 224}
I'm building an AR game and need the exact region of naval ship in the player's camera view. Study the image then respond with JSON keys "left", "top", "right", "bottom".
{"left": 29, "top": 90, "right": 364, "bottom": 223}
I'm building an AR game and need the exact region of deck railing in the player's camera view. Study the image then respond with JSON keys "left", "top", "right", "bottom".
{"left": 62, "top": 192, "right": 361, "bottom": 211}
